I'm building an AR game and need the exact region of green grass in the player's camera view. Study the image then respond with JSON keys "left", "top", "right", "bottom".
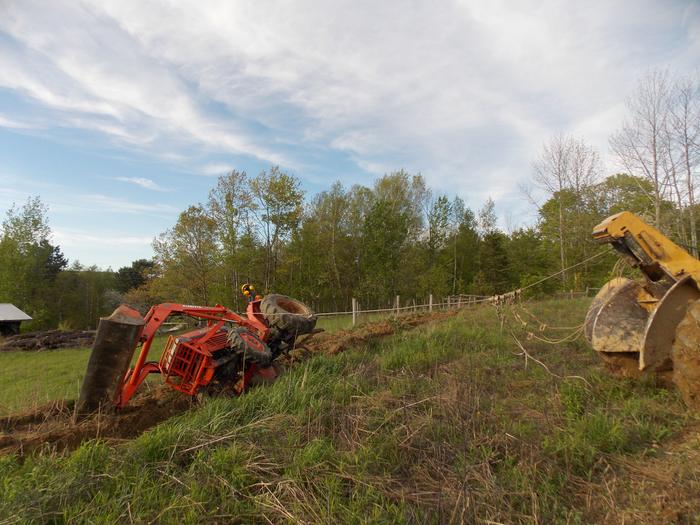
{"left": 0, "top": 336, "right": 170, "bottom": 414}
{"left": 0, "top": 347, "right": 88, "bottom": 413}
{"left": 0, "top": 298, "right": 695, "bottom": 524}
{"left": 315, "top": 309, "right": 425, "bottom": 332}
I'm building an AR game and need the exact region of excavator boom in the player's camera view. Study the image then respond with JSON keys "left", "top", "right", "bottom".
{"left": 591, "top": 211, "right": 700, "bottom": 284}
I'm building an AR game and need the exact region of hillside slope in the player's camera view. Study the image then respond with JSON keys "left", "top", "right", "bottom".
{"left": 1, "top": 299, "right": 698, "bottom": 524}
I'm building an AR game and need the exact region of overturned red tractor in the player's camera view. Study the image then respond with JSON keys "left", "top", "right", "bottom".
{"left": 77, "top": 289, "right": 317, "bottom": 413}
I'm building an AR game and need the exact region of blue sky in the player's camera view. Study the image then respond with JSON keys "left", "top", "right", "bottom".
{"left": 0, "top": 0, "right": 699, "bottom": 269}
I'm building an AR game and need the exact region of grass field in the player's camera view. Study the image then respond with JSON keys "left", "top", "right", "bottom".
{"left": 1, "top": 299, "right": 699, "bottom": 523}
{"left": 0, "top": 336, "right": 170, "bottom": 415}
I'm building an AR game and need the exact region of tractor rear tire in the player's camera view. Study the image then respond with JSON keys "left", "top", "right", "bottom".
{"left": 672, "top": 299, "right": 700, "bottom": 410}
{"left": 260, "top": 294, "right": 317, "bottom": 337}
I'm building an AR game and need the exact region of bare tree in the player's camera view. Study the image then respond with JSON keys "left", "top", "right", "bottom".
{"left": 533, "top": 135, "right": 570, "bottom": 284}
{"left": 533, "top": 135, "right": 601, "bottom": 286}
{"left": 207, "top": 170, "right": 255, "bottom": 298}
{"left": 669, "top": 75, "right": 700, "bottom": 256}
{"left": 661, "top": 114, "right": 690, "bottom": 245}
{"left": 610, "top": 70, "right": 672, "bottom": 228}
{"left": 569, "top": 139, "right": 603, "bottom": 196}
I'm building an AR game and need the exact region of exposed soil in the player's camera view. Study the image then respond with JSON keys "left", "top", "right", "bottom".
{"left": 0, "top": 309, "right": 459, "bottom": 456}
{"left": 0, "top": 386, "right": 194, "bottom": 456}
{"left": 303, "top": 309, "right": 458, "bottom": 355}
{"left": 0, "top": 329, "right": 95, "bottom": 352}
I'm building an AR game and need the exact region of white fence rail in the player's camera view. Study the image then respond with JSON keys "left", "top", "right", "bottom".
{"left": 312, "top": 289, "right": 596, "bottom": 327}
{"left": 314, "top": 294, "right": 490, "bottom": 326}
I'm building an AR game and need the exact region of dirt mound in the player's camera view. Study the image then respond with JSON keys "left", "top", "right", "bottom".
{"left": 0, "top": 309, "right": 463, "bottom": 456}
{"left": 0, "top": 329, "right": 95, "bottom": 352}
{"left": 306, "top": 309, "right": 458, "bottom": 355}
{"left": 0, "top": 386, "right": 194, "bottom": 456}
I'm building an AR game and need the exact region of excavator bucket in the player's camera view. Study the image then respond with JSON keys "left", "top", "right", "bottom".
{"left": 585, "top": 277, "right": 653, "bottom": 357}
{"left": 640, "top": 275, "right": 700, "bottom": 371}
{"left": 585, "top": 212, "right": 700, "bottom": 379}
{"left": 585, "top": 277, "right": 638, "bottom": 344}
{"left": 585, "top": 275, "right": 700, "bottom": 375}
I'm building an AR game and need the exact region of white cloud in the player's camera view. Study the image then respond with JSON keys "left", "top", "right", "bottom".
{"left": 0, "top": 114, "right": 40, "bottom": 130}
{"left": 0, "top": 0, "right": 697, "bottom": 214}
{"left": 52, "top": 228, "right": 155, "bottom": 268}
{"left": 199, "top": 163, "right": 234, "bottom": 177}
{"left": 0, "top": 182, "right": 176, "bottom": 219}
{"left": 0, "top": 1, "right": 291, "bottom": 166}
{"left": 53, "top": 228, "right": 152, "bottom": 248}
{"left": 80, "top": 194, "right": 176, "bottom": 216}
{"left": 114, "top": 176, "right": 170, "bottom": 191}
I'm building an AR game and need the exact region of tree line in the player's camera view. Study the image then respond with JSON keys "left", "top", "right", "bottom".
{"left": 0, "top": 69, "right": 697, "bottom": 330}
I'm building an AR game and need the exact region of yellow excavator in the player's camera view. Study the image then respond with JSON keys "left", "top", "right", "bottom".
{"left": 585, "top": 211, "right": 700, "bottom": 409}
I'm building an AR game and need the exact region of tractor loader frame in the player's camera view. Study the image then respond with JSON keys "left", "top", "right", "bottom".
{"left": 77, "top": 287, "right": 318, "bottom": 414}
{"left": 116, "top": 301, "right": 271, "bottom": 408}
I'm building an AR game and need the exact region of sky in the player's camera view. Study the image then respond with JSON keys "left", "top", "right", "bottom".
{"left": 0, "top": 0, "right": 699, "bottom": 269}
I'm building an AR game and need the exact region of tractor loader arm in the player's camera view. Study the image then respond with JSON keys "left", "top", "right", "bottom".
{"left": 116, "top": 303, "right": 269, "bottom": 408}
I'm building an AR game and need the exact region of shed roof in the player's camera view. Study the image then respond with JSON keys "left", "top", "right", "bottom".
{"left": 0, "top": 304, "right": 32, "bottom": 321}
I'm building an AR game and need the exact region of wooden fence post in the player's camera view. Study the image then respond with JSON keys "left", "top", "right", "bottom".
{"left": 395, "top": 295, "right": 400, "bottom": 318}
{"left": 352, "top": 298, "right": 357, "bottom": 326}
{"left": 429, "top": 294, "right": 433, "bottom": 313}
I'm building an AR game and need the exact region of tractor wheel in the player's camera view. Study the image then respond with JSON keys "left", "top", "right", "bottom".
{"left": 672, "top": 299, "right": 700, "bottom": 410}
{"left": 227, "top": 327, "right": 272, "bottom": 367}
{"left": 260, "top": 294, "right": 317, "bottom": 337}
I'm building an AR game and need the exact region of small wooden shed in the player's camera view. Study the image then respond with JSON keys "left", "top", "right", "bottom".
{"left": 0, "top": 304, "right": 32, "bottom": 336}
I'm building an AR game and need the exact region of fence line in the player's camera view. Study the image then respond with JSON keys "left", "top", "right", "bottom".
{"left": 314, "top": 295, "right": 489, "bottom": 318}
{"left": 310, "top": 289, "right": 593, "bottom": 327}
{"left": 211, "top": 252, "right": 612, "bottom": 328}
{"left": 223, "top": 287, "right": 596, "bottom": 329}
{"left": 303, "top": 248, "right": 611, "bottom": 327}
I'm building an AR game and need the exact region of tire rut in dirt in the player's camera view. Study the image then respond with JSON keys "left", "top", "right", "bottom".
{"left": 0, "top": 387, "right": 194, "bottom": 456}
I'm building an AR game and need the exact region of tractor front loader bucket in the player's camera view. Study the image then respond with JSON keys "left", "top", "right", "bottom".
{"left": 76, "top": 305, "right": 145, "bottom": 417}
